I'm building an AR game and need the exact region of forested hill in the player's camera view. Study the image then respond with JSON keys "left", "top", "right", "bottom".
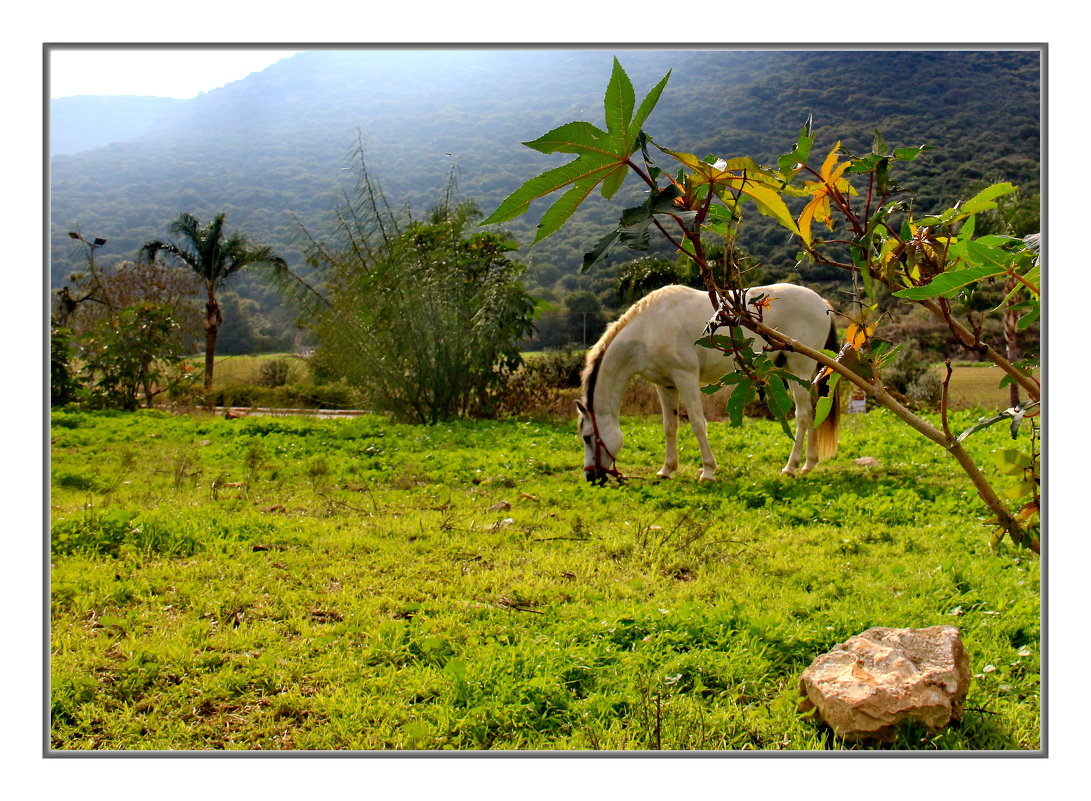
{"left": 50, "top": 48, "right": 1041, "bottom": 301}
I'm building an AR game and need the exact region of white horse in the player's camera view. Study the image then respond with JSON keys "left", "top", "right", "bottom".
{"left": 576, "top": 283, "right": 839, "bottom": 483}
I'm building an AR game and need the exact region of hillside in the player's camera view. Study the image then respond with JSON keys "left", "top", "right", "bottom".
{"left": 49, "top": 48, "right": 1041, "bottom": 315}
{"left": 50, "top": 95, "right": 187, "bottom": 156}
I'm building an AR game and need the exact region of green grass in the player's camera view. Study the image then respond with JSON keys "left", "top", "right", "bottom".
{"left": 49, "top": 407, "right": 1040, "bottom": 751}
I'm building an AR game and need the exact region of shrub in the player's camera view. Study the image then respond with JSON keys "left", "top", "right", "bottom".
{"left": 496, "top": 348, "right": 585, "bottom": 419}
{"left": 256, "top": 358, "right": 294, "bottom": 388}
{"left": 291, "top": 152, "right": 535, "bottom": 424}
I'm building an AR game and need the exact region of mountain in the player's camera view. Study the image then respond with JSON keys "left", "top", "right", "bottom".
{"left": 50, "top": 95, "right": 187, "bottom": 156}
{"left": 49, "top": 48, "right": 1041, "bottom": 306}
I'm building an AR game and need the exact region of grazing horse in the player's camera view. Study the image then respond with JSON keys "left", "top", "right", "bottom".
{"left": 576, "top": 284, "right": 839, "bottom": 483}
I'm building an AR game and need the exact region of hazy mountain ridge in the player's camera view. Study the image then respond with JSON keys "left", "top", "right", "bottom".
{"left": 50, "top": 49, "right": 1041, "bottom": 300}
{"left": 50, "top": 95, "right": 187, "bottom": 156}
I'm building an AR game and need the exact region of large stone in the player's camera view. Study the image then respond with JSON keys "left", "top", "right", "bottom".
{"left": 798, "top": 625, "right": 971, "bottom": 743}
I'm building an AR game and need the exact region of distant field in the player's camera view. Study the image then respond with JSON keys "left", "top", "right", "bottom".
{"left": 197, "top": 353, "right": 1037, "bottom": 416}
{"left": 931, "top": 363, "right": 1041, "bottom": 412}
{"left": 206, "top": 353, "right": 311, "bottom": 388}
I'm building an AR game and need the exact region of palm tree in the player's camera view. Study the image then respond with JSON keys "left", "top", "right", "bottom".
{"left": 140, "top": 212, "right": 287, "bottom": 391}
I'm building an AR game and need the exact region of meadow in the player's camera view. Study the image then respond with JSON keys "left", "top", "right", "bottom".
{"left": 48, "top": 405, "right": 1040, "bottom": 751}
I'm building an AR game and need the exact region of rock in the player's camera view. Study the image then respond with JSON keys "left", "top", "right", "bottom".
{"left": 488, "top": 501, "right": 512, "bottom": 512}
{"left": 853, "top": 456, "right": 880, "bottom": 467}
{"left": 798, "top": 625, "right": 970, "bottom": 743}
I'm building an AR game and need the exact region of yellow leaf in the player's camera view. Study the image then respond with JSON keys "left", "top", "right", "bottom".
{"left": 845, "top": 322, "right": 877, "bottom": 351}
{"left": 819, "top": 142, "right": 842, "bottom": 181}
{"left": 798, "top": 194, "right": 823, "bottom": 244}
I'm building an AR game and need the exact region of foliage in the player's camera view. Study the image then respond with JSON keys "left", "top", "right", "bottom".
{"left": 50, "top": 409, "right": 1040, "bottom": 751}
{"left": 495, "top": 348, "right": 587, "bottom": 419}
{"left": 77, "top": 303, "right": 184, "bottom": 411}
{"left": 255, "top": 358, "right": 294, "bottom": 388}
{"left": 288, "top": 154, "right": 536, "bottom": 424}
{"left": 206, "top": 381, "right": 358, "bottom": 411}
{"left": 50, "top": 251, "right": 205, "bottom": 410}
{"left": 55, "top": 257, "right": 203, "bottom": 348}
{"left": 51, "top": 326, "right": 80, "bottom": 407}
{"left": 486, "top": 58, "right": 1041, "bottom": 551}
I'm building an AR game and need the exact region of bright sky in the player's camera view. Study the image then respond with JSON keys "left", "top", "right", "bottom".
{"left": 49, "top": 48, "right": 301, "bottom": 99}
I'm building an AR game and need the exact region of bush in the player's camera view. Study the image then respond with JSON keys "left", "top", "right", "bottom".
{"left": 206, "top": 381, "right": 359, "bottom": 410}
{"left": 295, "top": 158, "right": 535, "bottom": 424}
{"left": 495, "top": 349, "right": 585, "bottom": 420}
{"left": 255, "top": 358, "right": 294, "bottom": 388}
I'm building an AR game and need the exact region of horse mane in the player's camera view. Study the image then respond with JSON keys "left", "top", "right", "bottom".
{"left": 581, "top": 285, "right": 692, "bottom": 411}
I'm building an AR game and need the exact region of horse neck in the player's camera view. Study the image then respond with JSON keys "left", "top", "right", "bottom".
{"left": 587, "top": 336, "right": 634, "bottom": 420}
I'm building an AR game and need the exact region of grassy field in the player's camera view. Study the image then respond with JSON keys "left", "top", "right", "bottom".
{"left": 49, "top": 406, "right": 1040, "bottom": 751}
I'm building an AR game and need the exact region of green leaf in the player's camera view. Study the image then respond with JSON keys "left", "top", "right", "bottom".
{"left": 482, "top": 157, "right": 618, "bottom": 230}
{"left": 851, "top": 243, "right": 875, "bottom": 301}
{"left": 481, "top": 59, "right": 670, "bottom": 241}
{"left": 604, "top": 57, "right": 636, "bottom": 143}
{"left": 893, "top": 145, "right": 934, "bottom": 161}
{"left": 781, "top": 116, "right": 814, "bottom": 172}
{"left": 892, "top": 262, "right": 1007, "bottom": 300}
{"left": 960, "top": 183, "right": 1016, "bottom": 215}
{"left": 1016, "top": 305, "right": 1040, "bottom": 330}
{"left": 764, "top": 377, "right": 795, "bottom": 438}
{"left": 726, "top": 380, "right": 754, "bottom": 427}
{"left": 582, "top": 184, "right": 689, "bottom": 271}
{"left": 522, "top": 120, "right": 610, "bottom": 156}
{"left": 813, "top": 373, "right": 841, "bottom": 428}
{"left": 539, "top": 182, "right": 601, "bottom": 243}
{"left": 631, "top": 70, "right": 671, "bottom": 146}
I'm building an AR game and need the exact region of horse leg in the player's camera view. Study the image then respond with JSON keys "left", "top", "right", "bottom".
{"left": 655, "top": 384, "right": 680, "bottom": 479}
{"left": 782, "top": 382, "right": 815, "bottom": 476}
{"left": 677, "top": 379, "right": 717, "bottom": 482}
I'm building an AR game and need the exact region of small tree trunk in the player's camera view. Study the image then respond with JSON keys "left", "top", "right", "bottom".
{"left": 203, "top": 288, "right": 222, "bottom": 392}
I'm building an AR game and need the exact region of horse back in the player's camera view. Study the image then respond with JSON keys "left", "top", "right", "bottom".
{"left": 626, "top": 284, "right": 832, "bottom": 384}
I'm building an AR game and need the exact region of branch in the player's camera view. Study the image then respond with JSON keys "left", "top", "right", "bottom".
{"left": 734, "top": 312, "right": 1033, "bottom": 550}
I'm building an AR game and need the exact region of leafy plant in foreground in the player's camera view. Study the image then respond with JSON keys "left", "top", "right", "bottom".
{"left": 484, "top": 58, "right": 1040, "bottom": 552}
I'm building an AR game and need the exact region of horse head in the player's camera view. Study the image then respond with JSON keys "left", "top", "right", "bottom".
{"left": 576, "top": 399, "right": 624, "bottom": 484}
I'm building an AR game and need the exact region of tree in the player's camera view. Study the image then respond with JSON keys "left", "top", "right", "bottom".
{"left": 483, "top": 58, "right": 1040, "bottom": 552}
{"left": 287, "top": 154, "right": 536, "bottom": 423}
{"left": 55, "top": 257, "right": 203, "bottom": 349}
{"left": 78, "top": 303, "right": 184, "bottom": 410}
{"left": 139, "top": 213, "right": 287, "bottom": 391}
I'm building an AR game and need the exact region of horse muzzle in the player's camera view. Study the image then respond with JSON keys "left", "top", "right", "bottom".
{"left": 584, "top": 465, "right": 608, "bottom": 484}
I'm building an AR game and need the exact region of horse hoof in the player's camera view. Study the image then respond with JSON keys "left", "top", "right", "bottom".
{"left": 780, "top": 468, "right": 797, "bottom": 478}
{"left": 698, "top": 474, "right": 716, "bottom": 484}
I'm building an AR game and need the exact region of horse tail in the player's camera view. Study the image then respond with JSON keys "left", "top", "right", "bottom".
{"left": 815, "top": 318, "right": 840, "bottom": 461}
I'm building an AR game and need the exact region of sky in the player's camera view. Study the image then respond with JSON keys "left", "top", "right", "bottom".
{"left": 48, "top": 48, "right": 301, "bottom": 99}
